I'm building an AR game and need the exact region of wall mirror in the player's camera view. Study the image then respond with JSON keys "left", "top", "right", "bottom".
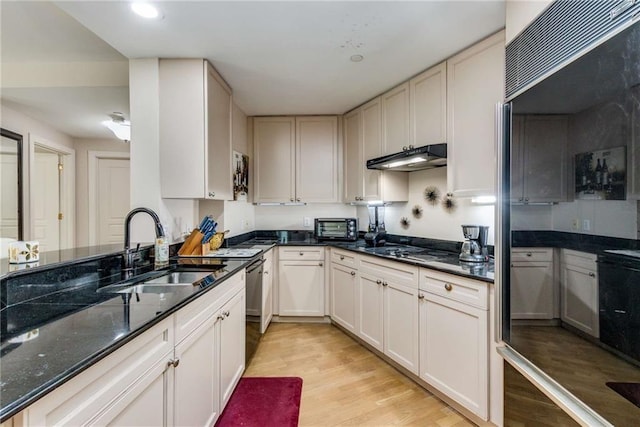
{"left": 1, "top": 128, "right": 24, "bottom": 242}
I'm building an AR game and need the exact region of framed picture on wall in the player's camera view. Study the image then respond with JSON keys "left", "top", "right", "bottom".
{"left": 233, "top": 151, "right": 249, "bottom": 201}
{"left": 575, "top": 146, "right": 626, "bottom": 200}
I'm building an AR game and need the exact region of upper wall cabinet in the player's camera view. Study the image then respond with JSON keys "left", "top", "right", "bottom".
{"left": 512, "top": 115, "right": 568, "bottom": 203}
{"left": 344, "top": 98, "right": 408, "bottom": 203}
{"left": 505, "top": 0, "right": 554, "bottom": 44}
{"left": 446, "top": 31, "right": 505, "bottom": 197}
{"left": 382, "top": 83, "right": 411, "bottom": 155}
{"left": 254, "top": 116, "right": 339, "bottom": 203}
{"left": 159, "top": 59, "right": 232, "bottom": 200}
{"left": 410, "top": 62, "right": 447, "bottom": 148}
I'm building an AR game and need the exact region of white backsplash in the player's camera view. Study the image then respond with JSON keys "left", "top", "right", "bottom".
{"left": 254, "top": 204, "right": 357, "bottom": 231}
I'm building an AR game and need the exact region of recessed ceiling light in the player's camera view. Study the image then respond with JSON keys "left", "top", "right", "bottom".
{"left": 350, "top": 54, "right": 364, "bottom": 62}
{"left": 131, "top": 2, "right": 160, "bottom": 19}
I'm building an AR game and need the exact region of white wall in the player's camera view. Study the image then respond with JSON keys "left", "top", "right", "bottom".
{"left": 74, "top": 137, "right": 129, "bottom": 246}
{"left": 1, "top": 103, "right": 75, "bottom": 150}
{"left": 360, "top": 167, "right": 495, "bottom": 244}
{"left": 255, "top": 204, "right": 357, "bottom": 230}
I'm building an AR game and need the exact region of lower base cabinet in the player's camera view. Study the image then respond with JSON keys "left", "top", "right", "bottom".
{"left": 560, "top": 249, "right": 599, "bottom": 337}
{"left": 330, "top": 262, "right": 358, "bottom": 333}
{"left": 278, "top": 247, "right": 325, "bottom": 317}
{"left": 20, "top": 271, "right": 246, "bottom": 427}
{"left": 418, "top": 270, "right": 489, "bottom": 420}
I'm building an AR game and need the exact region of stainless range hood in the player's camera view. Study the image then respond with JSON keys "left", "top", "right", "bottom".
{"left": 366, "top": 143, "right": 447, "bottom": 171}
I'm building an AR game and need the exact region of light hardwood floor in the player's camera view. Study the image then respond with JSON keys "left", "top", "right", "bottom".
{"left": 245, "top": 323, "right": 474, "bottom": 427}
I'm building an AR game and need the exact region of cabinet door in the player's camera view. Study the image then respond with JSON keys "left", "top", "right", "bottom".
{"left": 254, "top": 117, "right": 295, "bottom": 203}
{"left": 295, "top": 116, "right": 339, "bottom": 202}
{"left": 89, "top": 358, "right": 172, "bottom": 427}
{"left": 330, "top": 262, "right": 358, "bottom": 333}
{"left": 174, "top": 316, "right": 218, "bottom": 427}
{"left": 410, "top": 62, "right": 447, "bottom": 147}
{"left": 420, "top": 292, "right": 488, "bottom": 419}
{"left": 261, "top": 250, "right": 274, "bottom": 333}
{"left": 523, "top": 115, "right": 568, "bottom": 202}
{"left": 205, "top": 63, "right": 233, "bottom": 200}
{"left": 447, "top": 31, "right": 505, "bottom": 197}
{"left": 357, "top": 272, "right": 384, "bottom": 352}
{"left": 561, "top": 264, "right": 599, "bottom": 337}
{"left": 344, "top": 109, "right": 363, "bottom": 202}
{"left": 219, "top": 290, "right": 246, "bottom": 409}
{"left": 510, "top": 261, "right": 554, "bottom": 319}
{"left": 278, "top": 260, "right": 325, "bottom": 316}
{"left": 362, "top": 98, "right": 383, "bottom": 201}
{"left": 382, "top": 82, "right": 410, "bottom": 155}
{"left": 383, "top": 281, "right": 419, "bottom": 374}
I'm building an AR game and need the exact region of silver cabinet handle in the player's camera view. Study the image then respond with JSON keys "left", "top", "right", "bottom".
{"left": 350, "top": 271, "right": 356, "bottom": 276}
{"left": 376, "top": 279, "right": 382, "bottom": 285}
{"left": 382, "top": 281, "right": 388, "bottom": 287}
{"left": 418, "top": 293, "right": 425, "bottom": 300}
{"left": 168, "top": 358, "right": 180, "bottom": 368}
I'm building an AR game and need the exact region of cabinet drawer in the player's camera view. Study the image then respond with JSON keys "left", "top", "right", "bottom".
{"left": 360, "top": 254, "right": 418, "bottom": 289}
{"left": 561, "top": 249, "right": 597, "bottom": 270}
{"left": 419, "top": 269, "right": 488, "bottom": 310}
{"left": 511, "top": 247, "right": 553, "bottom": 262}
{"left": 331, "top": 249, "right": 357, "bottom": 268}
{"left": 175, "top": 270, "right": 245, "bottom": 343}
{"left": 279, "top": 246, "right": 325, "bottom": 261}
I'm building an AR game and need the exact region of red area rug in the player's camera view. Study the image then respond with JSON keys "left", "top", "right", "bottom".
{"left": 215, "top": 377, "right": 303, "bottom": 427}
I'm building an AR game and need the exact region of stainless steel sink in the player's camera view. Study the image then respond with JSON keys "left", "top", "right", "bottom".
{"left": 97, "top": 270, "right": 215, "bottom": 294}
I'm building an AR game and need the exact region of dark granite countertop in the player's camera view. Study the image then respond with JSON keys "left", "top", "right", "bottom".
{"left": 0, "top": 256, "right": 255, "bottom": 422}
{"left": 234, "top": 235, "right": 494, "bottom": 283}
{"left": 511, "top": 230, "right": 639, "bottom": 255}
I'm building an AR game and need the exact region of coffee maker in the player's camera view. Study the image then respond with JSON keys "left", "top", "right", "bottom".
{"left": 364, "top": 205, "right": 387, "bottom": 247}
{"left": 459, "top": 225, "right": 489, "bottom": 262}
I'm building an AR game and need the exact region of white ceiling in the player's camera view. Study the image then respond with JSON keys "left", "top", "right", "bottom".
{"left": 1, "top": 1, "right": 505, "bottom": 139}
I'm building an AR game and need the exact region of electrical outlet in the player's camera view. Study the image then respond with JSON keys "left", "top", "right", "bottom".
{"left": 571, "top": 218, "right": 580, "bottom": 230}
{"left": 583, "top": 219, "right": 591, "bottom": 231}
{"left": 303, "top": 217, "right": 312, "bottom": 227}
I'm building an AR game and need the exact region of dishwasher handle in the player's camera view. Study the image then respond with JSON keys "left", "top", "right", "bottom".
{"left": 246, "top": 258, "right": 266, "bottom": 274}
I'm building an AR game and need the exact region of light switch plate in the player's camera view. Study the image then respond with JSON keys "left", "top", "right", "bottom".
{"left": 303, "top": 217, "right": 312, "bottom": 227}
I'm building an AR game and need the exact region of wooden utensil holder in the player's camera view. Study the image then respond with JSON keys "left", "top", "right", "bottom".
{"left": 178, "top": 230, "right": 205, "bottom": 256}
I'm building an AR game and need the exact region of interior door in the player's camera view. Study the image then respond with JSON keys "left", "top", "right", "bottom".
{"left": 33, "top": 150, "right": 60, "bottom": 252}
{"left": 97, "top": 157, "right": 130, "bottom": 244}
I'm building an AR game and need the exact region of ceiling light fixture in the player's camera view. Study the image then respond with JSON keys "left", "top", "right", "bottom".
{"left": 102, "top": 112, "right": 131, "bottom": 142}
{"left": 131, "top": 2, "right": 160, "bottom": 19}
{"left": 350, "top": 54, "right": 364, "bottom": 62}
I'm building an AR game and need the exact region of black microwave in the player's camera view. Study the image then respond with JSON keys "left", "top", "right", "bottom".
{"left": 314, "top": 218, "right": 358, "bottom": 241}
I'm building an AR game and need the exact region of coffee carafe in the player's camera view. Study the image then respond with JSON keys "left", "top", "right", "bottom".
{"left": 459, "top": 225, "right": 489, "bottom": 262}
{"left": 364, "top": 205, "right": 387, "bottom": 247}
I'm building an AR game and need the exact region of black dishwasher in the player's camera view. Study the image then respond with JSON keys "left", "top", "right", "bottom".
{"left": 598, "top": 250, "right": 640, "bottom": 364}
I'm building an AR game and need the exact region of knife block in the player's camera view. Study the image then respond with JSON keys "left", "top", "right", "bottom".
{"left": 178, "top": 230, "right": 205, "bottom": 256}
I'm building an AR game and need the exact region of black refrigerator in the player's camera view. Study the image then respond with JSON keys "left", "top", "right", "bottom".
{"left": 497, "top": 1, "right": 640, "bottom": 425}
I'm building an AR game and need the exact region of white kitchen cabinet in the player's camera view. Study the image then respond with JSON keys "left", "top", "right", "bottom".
{"left": 505, "top": 0, "right": 553, "bottom": 44}
{"left": 219, "top": 289, "right": 246, "bottom": 408}
{"left": 23, "top": 270, "right": 246, "bottom": 427}
{"left": 418, "top": 269, "right": 489, "bottom": 420}
{"left": 382, "top": 82, "right": 410, "bottom": 155}
{"left": 359, "top": 255, "right": 419, "bottom": 374}
{"left": 278, "top": 247, "right": 325, "bottom": 316}
{"left": 446, "top": 31, "right": 505, "bottom": 197}
{"left": 254, "top": 116, "right": 338, "bottom": 203}
{"left": 510, "top": 248, "right": 555, "bottom": 319}
{"left": 261, "top": 248, "right": 274, "bottom": 333}
{"left": 511, "top": 115, "right": 568, "bottom": 203}
{"left": 24, "top": 317, "right": 174, "bottom": 427}
{"left": 343, "top": 98, "right": 408, "bottom": 203}
{"left": 410, "top": 61, "right": 447, "bottom": 147}
{"left": 173, "top": 314, "right": 218, "bottom": 427}
{"left": 330, "top": 253, "right": 358, "bottom": 334}
{"left": 561, "top": 249, "right": 599, "bottom": 337}
{"left": 159, "top": 59, "right": 232, "bottom": 200}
